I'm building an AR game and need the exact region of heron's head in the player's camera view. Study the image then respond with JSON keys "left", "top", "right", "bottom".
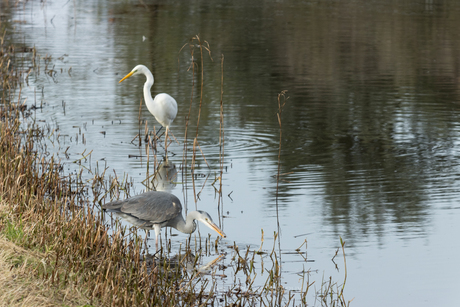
{"left": 195, "top": 210, "right": 226, "bottom": 238}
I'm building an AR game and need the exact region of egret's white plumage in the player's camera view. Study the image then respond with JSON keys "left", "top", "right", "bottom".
{"left": 119, "top": 64, "right": 178, "bottom": 149}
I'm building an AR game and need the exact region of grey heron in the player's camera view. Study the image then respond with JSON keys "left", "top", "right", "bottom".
{"left": 119, "top": 64, "right": 178, "bottom": 150}
{"left": 102, "top": 191, "right": 226, "bottom": 249}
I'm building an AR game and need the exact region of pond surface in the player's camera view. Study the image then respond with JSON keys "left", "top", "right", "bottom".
{"left": 5, "top": 0, "right": 460, "bottom": 305}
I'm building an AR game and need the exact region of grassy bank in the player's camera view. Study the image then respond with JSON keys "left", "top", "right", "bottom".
{"left": 0, "top": 235, "right": 92, "bottom": 307}
{"left": 0, "top": 19, "right": 91, "bottom": 307}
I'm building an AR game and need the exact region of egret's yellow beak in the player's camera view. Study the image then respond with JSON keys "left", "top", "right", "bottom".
{"left": 119, "top": 71, "right": 135, "bottom": 83}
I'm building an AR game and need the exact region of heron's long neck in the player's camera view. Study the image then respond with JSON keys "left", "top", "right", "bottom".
{"left": 174, "top": 212, "right": 198, "bottom": 234}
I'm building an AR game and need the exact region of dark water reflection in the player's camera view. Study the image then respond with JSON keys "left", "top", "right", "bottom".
{"left": 6, "top": 0, "right": 460, "bottom": 305}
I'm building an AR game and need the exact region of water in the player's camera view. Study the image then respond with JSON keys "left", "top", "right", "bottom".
{"left": 4, "top": 0, "right": 460, "bottom": 305}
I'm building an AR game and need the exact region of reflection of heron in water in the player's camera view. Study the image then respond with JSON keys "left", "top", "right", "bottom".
{"left": 141, "top": 251, "right": 225, "bottom": 276}
{"left": 102, "top": 191, "right": 226, "bottom": 249}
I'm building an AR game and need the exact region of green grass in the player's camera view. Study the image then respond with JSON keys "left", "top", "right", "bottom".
{"left": 3, "top": 218, "right": 25, "bottom": 244}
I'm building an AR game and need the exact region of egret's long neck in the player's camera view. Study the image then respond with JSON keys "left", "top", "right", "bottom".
{"left": 143, "top": 70, "right": 155, "bottom": 112}
{"left": 174, "top": 212, "right": 198, "bottom": 234}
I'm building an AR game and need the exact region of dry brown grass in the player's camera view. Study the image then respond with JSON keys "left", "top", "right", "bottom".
{"left": 0, "top": 236, "right": 92, "bottom": 307}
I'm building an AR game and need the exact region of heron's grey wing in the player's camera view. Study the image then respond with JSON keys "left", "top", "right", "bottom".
{"left": 118, "top": 191, "right": 182, "bottom": 223}
{"left": 102, "top": 199, "right": 125, "bottom": 211}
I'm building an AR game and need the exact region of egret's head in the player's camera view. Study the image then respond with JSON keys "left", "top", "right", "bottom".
{"left": 196, "top": 210, "right": 226, "bottom": 238}
{"left": 119, "top": 65, "right": 147, "bottom": 83}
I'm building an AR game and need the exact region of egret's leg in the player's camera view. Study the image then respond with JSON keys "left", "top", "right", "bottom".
{"left": 164, "top": 127, "right": 169, "bottom": 154}
{"left": 144, "top": 126, "right": 164, "bottom": 143}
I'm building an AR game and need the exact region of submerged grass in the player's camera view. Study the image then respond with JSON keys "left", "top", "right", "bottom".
{"left": 1, "top": 12, "right": 351, "bottom": 306}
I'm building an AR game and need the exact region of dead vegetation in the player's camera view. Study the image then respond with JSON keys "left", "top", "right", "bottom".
{"left": 0, "top": 235, "right": 92, "bottom": 307}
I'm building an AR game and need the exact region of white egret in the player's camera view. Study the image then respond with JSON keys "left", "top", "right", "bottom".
{"left": 119, "top": 64, "right": 178, "bottom": 151}
{"left": 102, "top": 191, "right": 226, "bottom": 250}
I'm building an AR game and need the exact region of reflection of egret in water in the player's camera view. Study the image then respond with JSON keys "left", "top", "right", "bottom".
{"left": 148, "top": 158, "right": 177, "bottom": 192}
{"left": 102, "top": 191, "right": 226, "bottom": 249}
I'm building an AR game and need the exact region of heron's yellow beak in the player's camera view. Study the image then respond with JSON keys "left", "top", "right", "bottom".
{"left": 209, "top": 222, "right": 226, "bottom": 238}
{"left": 119, "top": 71, "right": 135, "bottom": 83}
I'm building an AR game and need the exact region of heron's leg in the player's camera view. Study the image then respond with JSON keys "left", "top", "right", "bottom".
{"left": 144, "top": 229, "right": 149, "bottom": 248}
{"left": 154, "top": 224, "right": 161, "bottom": 251}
